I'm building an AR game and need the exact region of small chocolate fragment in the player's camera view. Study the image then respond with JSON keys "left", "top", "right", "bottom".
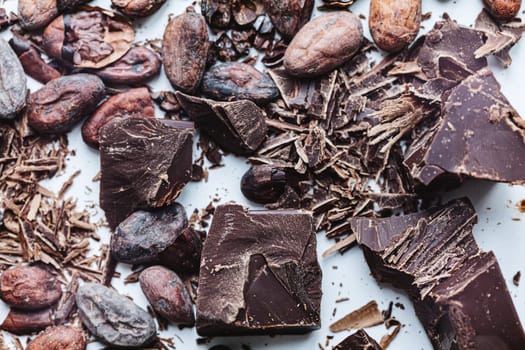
{"left": 351, "top": 198, "right": 525, "bottom": 350}
{"left": 329, "top": 301, "right": 383, "bottom": 333}
{"left": 76, "top": 282, "right": 156, "bottom": 348}
{"left": 196, "top": 204, "right": 322, "bottom": 336}
{"left": 111, "top": 203, "right": 187, "bottom": 265}
{"left": 100, "top": 117, "right": 194, "bottom": 229}
{"left": 176, "top": 92, "right": 267, "bottom": 155}
{"left": 202, "top": 0, "right": 231, "bottom": 28}
{"left": 0, "top": 266, "right": 62, "bottom": 310}
{"left": 158, "top": 227, "right": 202, "bottom": 276}
{"left": 139, "top": 266, "right": 195, "bottom": 325}
{"left": 93, "top": 47, "right": 161, "bottom": 85}
{"left": 514, "top": 271, "right": 521, "bottom": 286}
{"left": 407, "top": 68, "right": 525, "bottom": 185}
{"left": 0, "top": 38, "right": 27, "bottom": 120}
{"left": 201, "top": 62, "right": 279, "bottom": 105}
{"left": 26, "top": 326, "right": 86, "bottom": 350}
{"left": 82, "top": 87, "right": 155, "bottom": 148}
{"left": 333, "top": 329, "right": 383, "bottom": 350}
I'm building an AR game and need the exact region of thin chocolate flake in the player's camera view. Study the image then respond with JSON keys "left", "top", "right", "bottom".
{"left": 322, "top": 234, "right": 356, "bottom": 257}
{"left": 380, "top": 323, "right": 401, "bottom": 349}
{"left": 514, "top": 271, "right": 521, "bottom": 286}
{"left": 329, "top": 301, "right": 384, "bottom": 333}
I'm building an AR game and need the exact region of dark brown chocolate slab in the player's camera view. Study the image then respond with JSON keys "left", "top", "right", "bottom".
{"left": 409, "top": 68, "right": 525, "bottom": 186}
{"left": 196, "top": 204, "right": 321, "bottom": 336}
{"left": 176, "top": 92, "right": 267, "bottom": 155}
{"left": 333, "top": 329, "right": 383, "bottom": 350}
{"left": 351, "top": 198, "right": 525, "bottom": 350}
{"left": 99, "top": 117, "right": 194, "bottom": 229}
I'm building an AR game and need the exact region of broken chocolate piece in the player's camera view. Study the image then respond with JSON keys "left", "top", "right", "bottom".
{"left": 409, "top": 68, "right": 525, "bottom": 186}
{"left": 176, "top": 92, "right": 267, "bottom": 155}
{"left": 333, "top": 329, "right": 383, "bottom": 350}
{"left": 99, "top": 117, "right": 194, "bottom": 229}
{"left": 351, "top": 198, "right": 525, "bottom": 350}
{"left": 196, "top": 204, "right": 321, "bottom": 336}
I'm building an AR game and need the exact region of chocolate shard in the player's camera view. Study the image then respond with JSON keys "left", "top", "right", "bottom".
{"left": 333, "top": 329, "right": 383, "bottom": 350}
{"left": 99, "top": 117, "right": 194, "bottom": 229}
{"left": 196, "top": 204, "right": 321, "bottom": 336}
{"left": 176, "top": 92, "right": 267, "bottom": 155}
{"left": 407, "top": 68, "right": 525, "bottom": 186}
{"left": 350, "top": 198, "right": 525, "bottom": 350}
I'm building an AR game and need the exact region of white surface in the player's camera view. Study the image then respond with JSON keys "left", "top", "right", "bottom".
{"left": 1, "top": 0, "right": 525, "bottom": 349}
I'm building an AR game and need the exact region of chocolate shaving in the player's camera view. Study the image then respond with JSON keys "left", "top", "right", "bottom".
{"left": 329, "top": 301, "right": 384, "bottom": 332}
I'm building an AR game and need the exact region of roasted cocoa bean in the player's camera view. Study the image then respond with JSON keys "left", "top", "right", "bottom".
{"left": 112, "top": 0, "right": 166, "bottom": 17}
{"left": 483, "top": 0, "right": 521, "bottom": 20}
{"left": 93, "top": 47, "right": 161, "bottom": 85}
{"left": 262, "top": 0, "right": 314, "bottom": 41}
{"left": 202, "top": 0, "right": 231, "bottom": 28}
{"left": 82, "top": 87, "right": 155, "bottom": 148}
{"left": 162, "top": 9, "right": 209, "bottom": 94}
{"left": 18, "top": 0, "right": 59, "bottom": 30}
{"left": 201, "top": 62, "right": 279, "bottom": 105}
{"left": 369, "top": 0, "right": 421, "bottom": 52}
{"left": 111, "top": 203, "right": 188, "bottom": 265}
{"left": 9, "top": 37, "right": 61, "bottom": 84}
{"left": 26, "top": 326, "right": 86, "bottom": 350}
{"left": 28, "top": 74, "right": 105, "bottom": 134}
{"left": 56, "top": 0, "right": 89, "bottom": 12}
{"left": 0, "top": 39, "right": 27, "bottom": 120}
{"left": 76, "top": 282, "right": 156, "bottom": 348}
{"left": 139, "top": 266, "right": 194, "bottom": 325}
{"left": 158, "top": 227, "right": 202, "bottom": 275}
{"left": 232, "top": 0, "right": 260, "bottom": 26}
{"left": 0, "top": 266, "right": 62, "bottom": 310}
{"left": 0, "top": 308, "right": 54, "bottom": 335}
{"left": 43, "top": 8, "right": 135, "bottom": 68}
{"left": 241, "top": 165, "right": 288, "bottom": 203}
{"left": 284, "top": 12, "right": 363, "bottom": 78}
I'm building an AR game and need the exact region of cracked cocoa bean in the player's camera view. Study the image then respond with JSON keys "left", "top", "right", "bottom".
{"left": 26, "top": 326, "right": 86, "bottom": 350}
{"left": 0, "top": 266, "right": 62, "bottom": 310}
{"left": 139, "top": 266, "right": 195, "bottom": 325}
{"left": 82, "top": 87, "right": 155, "bottom": 148}
{"left": 112, "top": 0, "right": 166, "bottom": 17}
{"left": 9, "top": 36, "right": 61, "bottom": 84}
{"left": 27, "top": 74, "right": 105, "bottom": 134}
{"left": 18, "top": 0, "right": 59, "bottom": 30}
{"left": 111, "top": 203, "right": 188, "bottom": 265}
{"left": 241, "top": 165, "right": 288, "bottom": 203}
{"left": 284, "top": 12, "right": 363, "bottom": 78}
{"left": 201, "top": 62, "right": 279, "bottom": 105}
{"left": 0, "top": 38, "right": 27, "bottom": 120}
{"left": 163, "top": 8, "right": 209, "bottom": 94}
{"left": 262, "top": 0, "right": 314, "bottom": 41}
{"left": 369, "top": 0, "right": 421, "bottom": 52}
{"left": 93, "top": 47, "right": 161, "bottom": 85}
{"left": 76, "top": 282, "right": 156, "bottom": 348}
{"left": 202, "top": 0, "right": 231, "bottom": 28}
{"left": 483, "top": 0, "right": 521, "bottom": 20}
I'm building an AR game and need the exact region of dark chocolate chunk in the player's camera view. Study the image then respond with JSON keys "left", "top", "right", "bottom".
{"left": 333, "top": 329, "right": 383, "bottom": 350}
{"left": 100, "top": 117, "right": 194, "bottom": 229}
{"left": 196, "top": 204, "right": 321, "bottom": 336}
{"left": 350, "top": 198, "right": 525, "bottom": 350}
{"left": 407, "top": 68, "right": 525, "bottom": 186}
{"left": 176, "top": 92, "right": 267, "bottom": 155}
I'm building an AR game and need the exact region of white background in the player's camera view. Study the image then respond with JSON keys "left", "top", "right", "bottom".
{"left": 1, "top": 0, "right": 524, "bottom": 349}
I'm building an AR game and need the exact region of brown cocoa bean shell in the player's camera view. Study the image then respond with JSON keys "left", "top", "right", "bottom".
{"left": 93, "top": 47, "right": 161, "bottom": 85}
{"left": 283, "top": 12, "right": 363, "bottom": 78}
{"left": 43, "top": 8, "right": 135, "bottom": 69}
{"left": 162, "top": 10, "right": 209, "bottom": 94}
{"left": 369, "top": 0, "right": 421, "bottom": 53}
{"left": 82, "top": 87, "right": 155, "bottom": 148}
{"left": 26, "top": 326, "right": 86, "bottom": 350}
{"left": 262, "top": 0, "right": 314, "bottom": 41}
{"left": 27, "top": 74, "right": 105, "bottom": 134}
{"left": 18, "top": 0, "right": 59, "bottom": 30}
{"left": 112, "top": 0, "right": 166, "bottom": 18}
{"left": 201, "top": 62, "right": 279, "bottom": 104}
{"left": 483, "top": 0, "right": 521, "bottom": 20}
{"left": 139, "top": 266, "right": 194, "bottom": 325}
{"left": 0, "top": 266, "right": 62, "bottom": 310}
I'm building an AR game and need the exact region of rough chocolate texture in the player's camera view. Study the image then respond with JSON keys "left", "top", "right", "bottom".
{"left": 351, "top": 198, "right": 525, "bottom": 350}
{"left": 176, "top": 92, "right": 267, "bottom": 155}
{"left": 100, "top": 117, "right": 194, "bottom": 229}
{"left": 333, "top": 329, "right": 383, "bottom": 350}
{"left": 407, "top": 68, "right": 525, "bottom": 186}
{"left": 196, "top": 204, "right": 321, "bottom": 336}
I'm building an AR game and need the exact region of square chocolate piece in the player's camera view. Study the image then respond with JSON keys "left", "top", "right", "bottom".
{"left": 100, "top": 117, "right": 194, "bottom": 229}
{"left": 196, "top": 204, "right": 322, "bottom": 336}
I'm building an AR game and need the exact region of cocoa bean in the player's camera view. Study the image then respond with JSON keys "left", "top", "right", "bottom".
{"left": 202, "top": 0, "right": 231, "bottom": 28}
{"left": 112, "top": 0, "right": 166, "bottom": 17}
{"left": 0, "top": 38, "right": 27, "bottom": 120}
{"left": 18, "top": 0, "right": 59, "bottom": 30}
{"left": 483, "top": 0, "right": 521, "bottom": 20}
{"left": 262, "top": 0, "right": 314, "bottom": 41}
{"left": 26, "top": 326, "right": 86, "bottom": 350}
{"left": 9, "top": 37, "right": 61, "bottom": 84}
